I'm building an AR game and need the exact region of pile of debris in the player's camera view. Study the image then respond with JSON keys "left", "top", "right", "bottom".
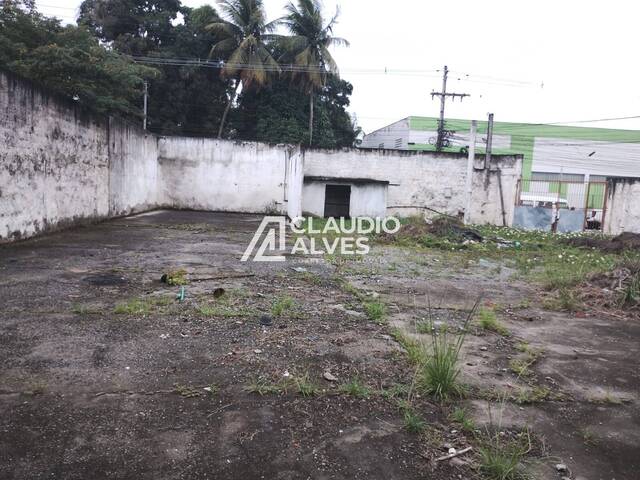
{"left": 381, "top": 216, "right": 483, "bottom": 246}
{"left": 566, "top": 232, "right": 640, "bottom": 253}
{"left": 579, "top": 261, "right": 640, "bottom": 314}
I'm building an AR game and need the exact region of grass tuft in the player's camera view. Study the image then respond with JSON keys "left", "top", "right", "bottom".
{"left": 271, "top": 295, "right": 294, "bottom": 317}
{"left": 451, "top": 407, "right": 476, "bottom": 432}
{"left": 478, "top": 441, "right": 529, "bottom": 480}
{"left": 114, "top": 298, "right": 151, "bottom": 315}
{"left": 477, "top": 308, "right": 509, "bottom": 336}
{"left": 391, "top": 329, "right": 428, "bottom": 365}
{"left": 245, "top": 378, "right": 283, "bottom": 396}
{"left": 294, "top": 373, "right": 319, "bottom": 397}
{"left": 418, "top": 324, "right": 467, "bottom": 401}
{"left": 403, "top": 408, "right": 426, "bottom": 433}
{"left": 339, "top": 377, "right": 371, "bottom": 398}
{"left": 364, "top": 300, "right": 386, "bottom": 323}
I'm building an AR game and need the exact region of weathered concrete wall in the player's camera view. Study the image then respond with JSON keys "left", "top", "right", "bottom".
{"left": 108, "top": 120, "right": 159, "bottom": 217}
{"left": 157, "top": 137, "right": 299, "bottom": 214}
{"left": 303, "top": 148, "right": 522, "bottom": 225}
{"left": 467, "top": 157, "right": 522, "bottom": 226}
{"left": 302, "top": 180, "right": 387, "bottom": 218}
{"left": 286, "top": 149, "right": 304, "bottom": 220}
{"left": 1, "top": 70, "right": 524, "bottom": 243}
{"left": 0, "top": 71, "right": 110, "bottom": 241}
{"left": 603, "top": 178, "right": 640, "bottom": 234}
{"left": 1, "top": 71, "right": 161, "bottom": 242}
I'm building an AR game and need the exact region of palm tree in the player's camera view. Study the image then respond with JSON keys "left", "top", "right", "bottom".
{"left": 282, "top": 0, "right": 349, "bottom": 146}
{"left": 207, "top": 0, "right": 281, "bottom": 138}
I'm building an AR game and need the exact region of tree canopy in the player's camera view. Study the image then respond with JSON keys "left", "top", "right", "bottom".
{"left": 0, "top": 0, "right": 358, "bottom": 147}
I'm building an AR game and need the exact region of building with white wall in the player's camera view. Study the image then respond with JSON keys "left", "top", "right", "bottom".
{"left": 361, "top": 116, "right": 640, "bottom": 182}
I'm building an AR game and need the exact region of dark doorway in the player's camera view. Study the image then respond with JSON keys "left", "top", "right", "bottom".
{"left": 324, "top": 184, "right": 351, "bottom": 218}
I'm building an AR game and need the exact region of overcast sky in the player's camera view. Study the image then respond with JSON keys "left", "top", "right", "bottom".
{"left": 37, "top": 0, "right": 640, "bottom": 134}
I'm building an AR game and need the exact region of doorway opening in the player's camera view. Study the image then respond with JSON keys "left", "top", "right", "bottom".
{"left": 324, "top": 184, "right": 351, "bottom": 218}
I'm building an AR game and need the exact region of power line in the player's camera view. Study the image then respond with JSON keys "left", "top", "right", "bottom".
{"left": 430, "top": 66, "right": 470, "bottom": 151}
{"left": 130, "top": 56, "right": 446, "bottom": 77}
{"left": 129, "top": 56, "right": 539, "bottom": 87}
{"left": 36, "top": 3, "right": 78, "bottom": 10}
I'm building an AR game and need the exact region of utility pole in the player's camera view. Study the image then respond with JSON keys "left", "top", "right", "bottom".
{"left": 485, "top": 113, "right": 494, "bottom": 168}
{"left": 464, "top": 120, "right": 477, "bottom": 225}
{"left": 431, "top": 66, "right": 470, "bottom": 151}
{"left": 143, "top": 81, "right": 148, "bottom": 131}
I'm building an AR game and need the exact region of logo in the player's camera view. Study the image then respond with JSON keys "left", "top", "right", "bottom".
{"left": 241, "top": 216, "right": 401, "bottom": 262}
{"left": 241, "top": 216, "right": 288, "bottom": 262}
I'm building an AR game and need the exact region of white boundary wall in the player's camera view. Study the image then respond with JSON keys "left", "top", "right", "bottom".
{"left": 603, "top": 178, "right": 640, "bottom": 235}
{"left": 2, "top": 71, "right": 523, "bottom": 243}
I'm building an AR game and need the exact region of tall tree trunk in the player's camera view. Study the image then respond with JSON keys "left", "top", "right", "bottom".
{"left": 308, "top": 91, "right": 314, "bottom": 146}
{"left": 218, "top": 80, "right": 240, "bottom": 139}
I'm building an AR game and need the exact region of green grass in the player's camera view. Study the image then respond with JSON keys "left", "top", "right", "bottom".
{"left": 364, "top": 300, "right": 386, "bottom": 323}
{"left": 197, "top": 303, "right": 254, "bottom": 317}
{"left": 451, "top": 407, "right": 476, "bottom": 432}
{"left": 478, "top": 441, "right": 529, "bottom": 480}
{"left": 403, "top": 408, "right": 426, "bottom": 433}
{"left": 294, "top": 373, "right": 319, "bottom": 397}
{"left": 416, "top": 321, "right": 433, "bottom": 334}
{"left": 580, "top": 427, "right": 598, "bottom": 446}
{"left": 173, "top": 384, "right": 203, "bottom": 398}
{"left": 418, "top": 303, "right": 479, "bottom": 402}
{"left": 618, "top": 273, "right": 640, "bottom": 307}
{"left": 245, "top": 378, "right": 283, "bottom": 396}
{"left": 509, "top": 358, "right": 533, "bottom": 378}
{"left": 114, "top": 298, "right": 152, "bottom": 315}
{"left": 384, "top": 222, "right": 638, "bottom": 301}
{"left": 271, "top": 295, "right": 294, "bottom": 317}
{"left": 514, "top": 386, "right": 551, "bottom": 404}
{"left": 391, "top": 329, "right": 428, "bottom": 365}
{"left": 163, "top": 268, "right": 189, "bottom": 286}
{"left": 339, "top": 377, "right": 372, "bottom": 398}
{"left": 381, "top": 383, "right": 410, "bottom": 400}
{"left": 543, "top": 287, "right": 582, "bottom": 312}
{"left": 392, "top": 305, "right": 476, "bottom": 403}
{"left": 113, "top": 296, "right": 174, "bottom": 315}
{"left": 419, "top": 326, "right": 467, "bottom": 401}
{"left": 477, "top": 308, "right": 509, "bottom": 336}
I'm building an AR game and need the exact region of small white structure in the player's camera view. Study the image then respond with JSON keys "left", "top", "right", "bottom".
{"left": 302, "top": 176, "right": 388, "bottom": 218}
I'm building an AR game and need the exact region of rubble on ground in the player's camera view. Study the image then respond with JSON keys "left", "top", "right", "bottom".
{"left": 565, "top": 231, "right": 640, "bottom": 253}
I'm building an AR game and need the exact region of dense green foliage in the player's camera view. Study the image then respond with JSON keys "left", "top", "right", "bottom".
{"left": 0, "top": 0, "right": 357, "bottom": 146}
{"left": 0, "top": 1, "right": 156, "bottom": 116}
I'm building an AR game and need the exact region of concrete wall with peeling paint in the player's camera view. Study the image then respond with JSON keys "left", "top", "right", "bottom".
{"left": 0, "top": 70, "right": 523, "bottom": 243}
{"left": 0, "top": 71, "right": 159, "bottom": 242}
{"left": 157, "top": 137, "right": 300, "bottom": 215}
{"left": 603, "top": 178, "right": 640, "bottom": 234}
{"left": 304, "top": 148, "right": 522, "bottom": 225}
{"left": 0, "top": 71, "right": 110, "bottom": 241}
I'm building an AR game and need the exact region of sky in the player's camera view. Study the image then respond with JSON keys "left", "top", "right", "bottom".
{"left": 36, "top": 0, "right": 640, "bottom": 135}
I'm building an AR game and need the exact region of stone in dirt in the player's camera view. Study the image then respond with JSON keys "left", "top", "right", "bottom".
{"left": 323, "top": 371, "right": 338, "bottom": 382}
{"left": 259, "top": 315, "right": 273, "bottom": 326}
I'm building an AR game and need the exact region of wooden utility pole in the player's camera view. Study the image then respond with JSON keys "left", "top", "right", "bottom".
{"left": 431, "top": 66, "right": 470, "bottom": 151}
{"left": 143, "top": 81, "right": 148, "bottom": 131}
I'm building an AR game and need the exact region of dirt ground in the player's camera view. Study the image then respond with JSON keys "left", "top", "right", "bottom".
{"left": 0, "top": 210, "right": 638, "bottom": 480}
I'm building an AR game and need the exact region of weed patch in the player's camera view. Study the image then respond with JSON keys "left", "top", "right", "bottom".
{"left": 477, "top": 308, "right": 509, "bottom": 336}
{"left": 403, "top": 408, "right": 426, "bottom": 433}
{"left": 339, "top": 377, "right": 372, "bottom": 398}
{"left": 271, "top": 295, "right": 294, "bottom": 317}
{"left": 162, "top": 269, "right": 189, "bottom": 286}
{"left": 364, "top": 300, "right": 386, "bottom": 323}
{"left": 451, "top": 407, "right": 476, "bottom": 432}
